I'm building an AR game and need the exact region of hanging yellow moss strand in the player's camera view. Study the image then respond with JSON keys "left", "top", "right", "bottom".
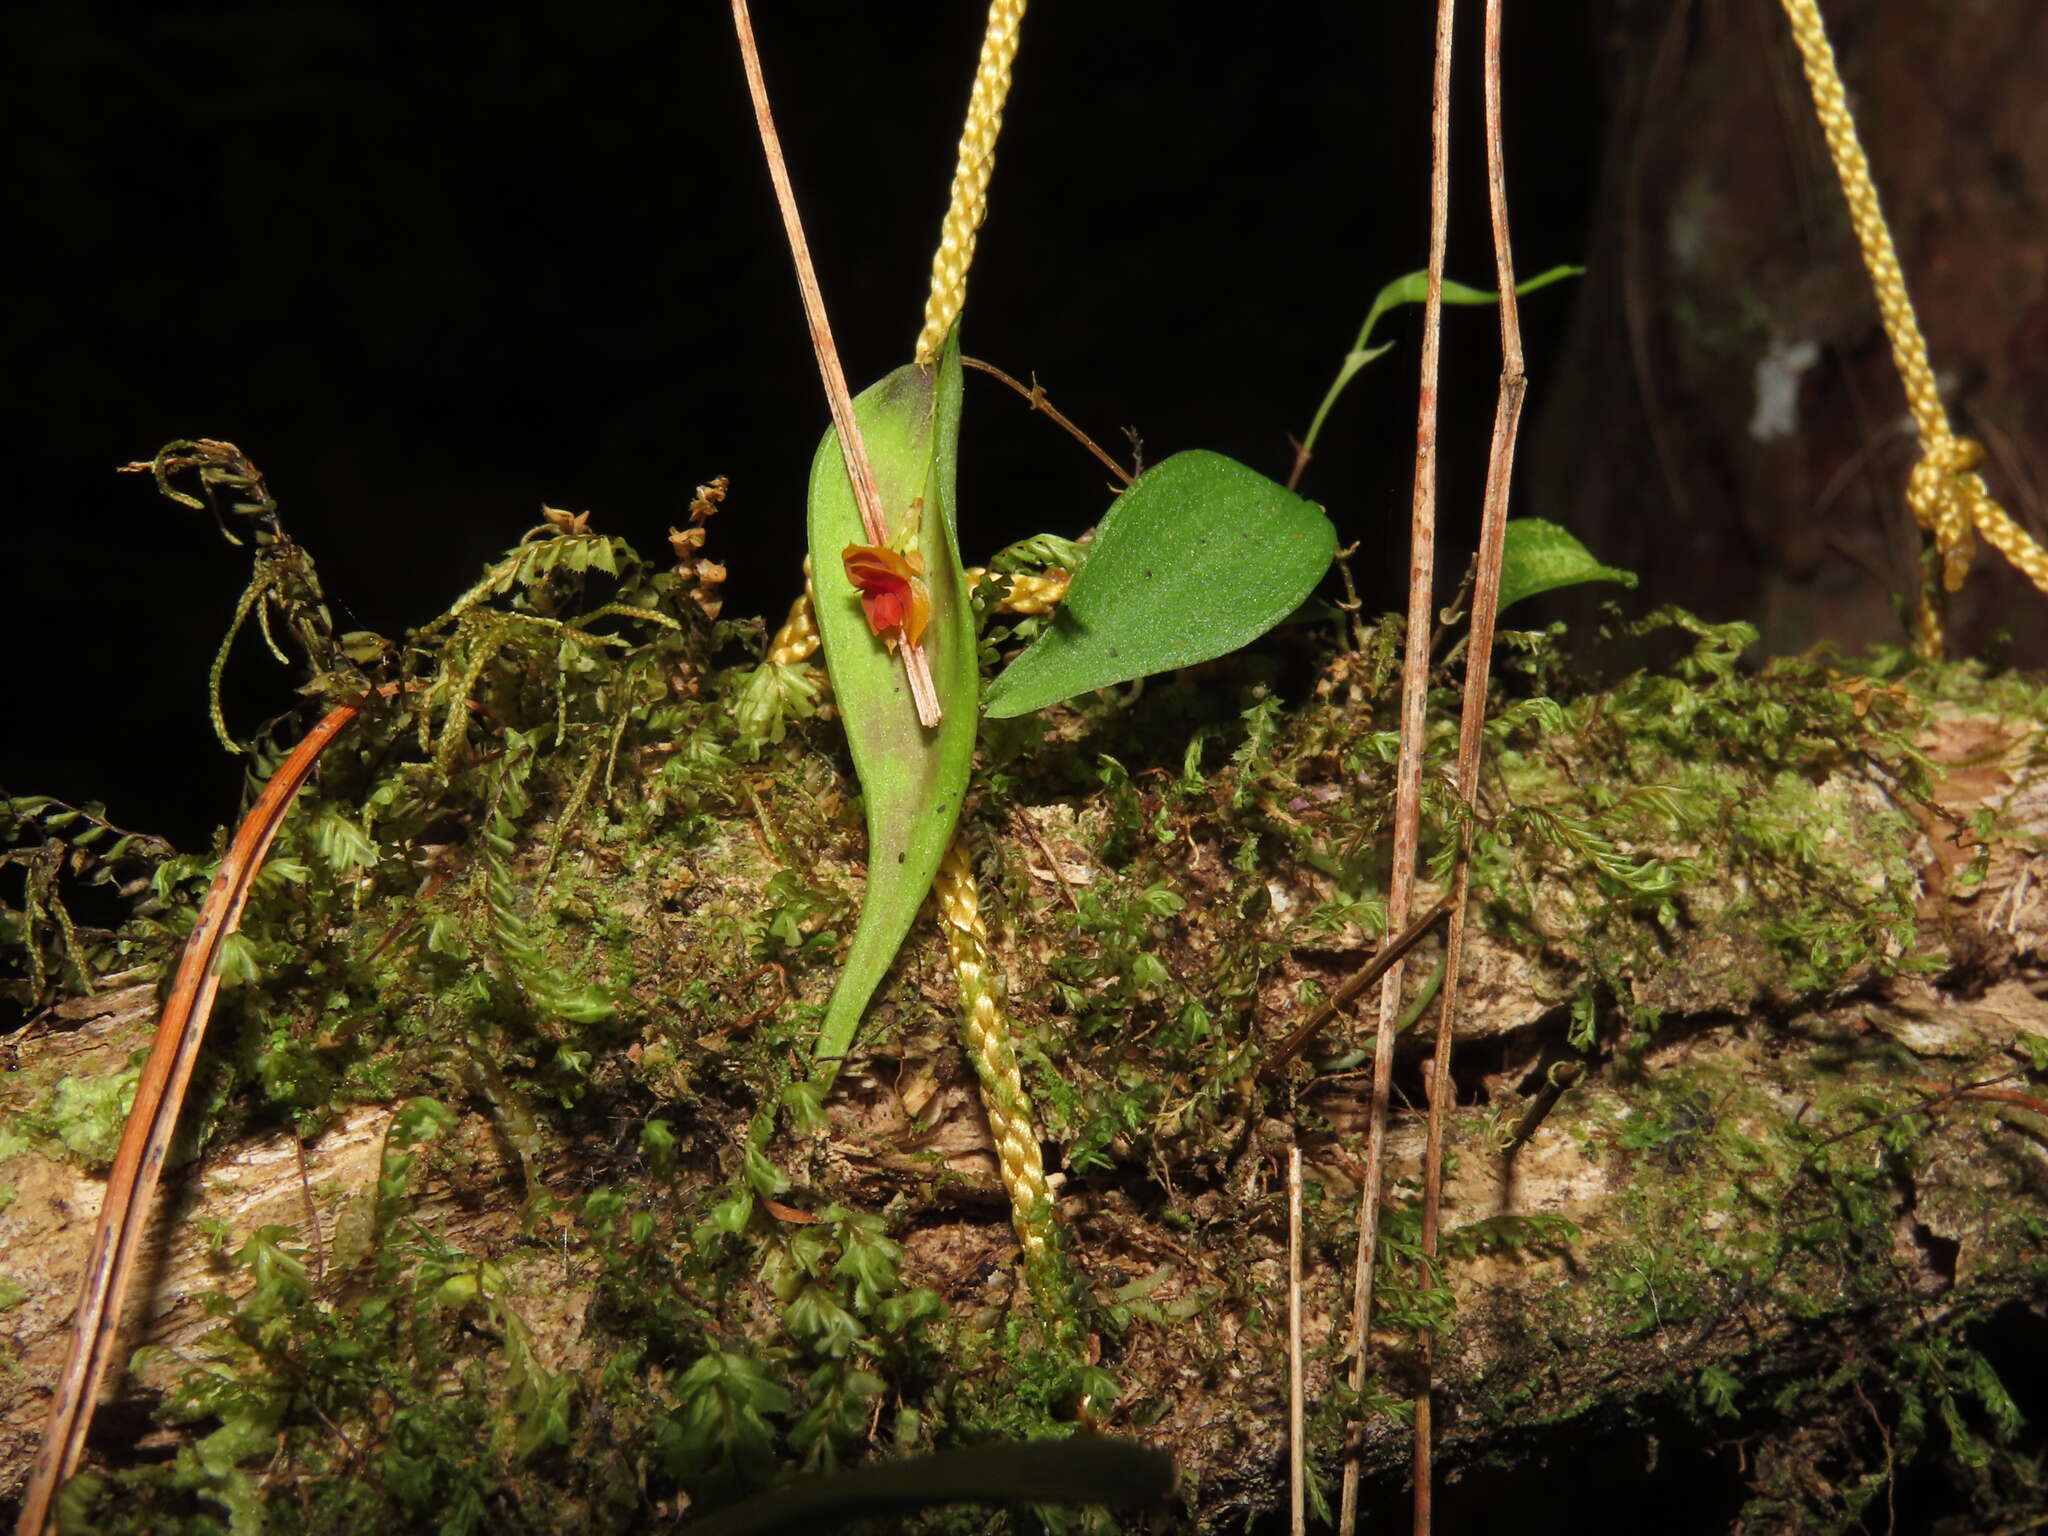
{"left": 768, "top": 583, "right": 1065, "bottom": 1279}
{"left": 936, "top": 837, "right": 1056, "bottom": 1270}
{"left": 904, "top": 0, "right": 1062, "bottom": 1287}
{"left": 913, "top": 0, "right": 1028, "bottom": 369}
{"left": 1777, "top": 0, "right": 2048, "bottom": 657}
{"left": 766, "top": 564, "right": 818, "bottom": 666}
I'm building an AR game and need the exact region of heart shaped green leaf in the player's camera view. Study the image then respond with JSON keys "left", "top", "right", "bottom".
{"left": 808, "top": 332, "right": 975, "bottom": 1084}
{"left": 1497, "top": 518, "right": 1638, "bottom": 613}
{"left": 982, "top": 450, "right": 1337, "bottom": 719}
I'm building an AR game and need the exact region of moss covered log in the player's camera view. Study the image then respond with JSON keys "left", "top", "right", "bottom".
{"left": 3, "top": 512, "right": 2046, "bottom": 1533}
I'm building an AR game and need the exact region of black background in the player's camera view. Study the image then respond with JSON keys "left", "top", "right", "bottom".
{"left": 4, "top": 2, "right": 1601, "bottom": 850}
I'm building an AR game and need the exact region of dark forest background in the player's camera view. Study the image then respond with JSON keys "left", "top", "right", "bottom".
{"left": 0, "top": 2, "right": 1602, "bottom": 849}
{"left": 8, "top": 1, "right": 2045, "bottom": 856}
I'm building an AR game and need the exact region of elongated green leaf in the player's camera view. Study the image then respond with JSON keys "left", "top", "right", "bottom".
{"left": 809, "top": 331, "right": 975, "bottom": 1084}
{"left": 982, "top": 450, "right": 1336, "bottom": 719}
{"left": 1497, "top": 517, "right": 1638, "bottom": 612}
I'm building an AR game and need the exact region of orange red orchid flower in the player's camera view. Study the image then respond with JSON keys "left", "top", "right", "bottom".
{"left": 841, "top": 543, "right": 932, "bottom": 652}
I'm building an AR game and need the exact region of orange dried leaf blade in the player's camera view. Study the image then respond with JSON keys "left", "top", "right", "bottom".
{"left": 15, "top": 693, "right": 374, "bottom": 1536}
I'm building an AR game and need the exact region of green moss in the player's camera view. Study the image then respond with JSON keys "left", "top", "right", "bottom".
{"left": 40, "top": 1064, "right": 144, "bottom": 1169}
{"left": 7, "top": 505, "right": 2045, "bottom": 1534}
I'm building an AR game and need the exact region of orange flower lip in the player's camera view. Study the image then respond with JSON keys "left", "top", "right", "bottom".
{"left": 842, "top": 543, "right": 932, "bottom": 651}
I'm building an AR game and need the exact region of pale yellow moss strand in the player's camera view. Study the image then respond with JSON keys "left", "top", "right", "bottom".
{"left": 766, "top": 589, "right": 819, "bottom": 666}
{"left": 1779, "top": 0, "right": 2048, "bottom": 656}
{"left": 913, "top": 0, "right": 1028, "bottom": 367}
{"left": 963, "top": 566, "right": 1070, "bottom": 615}
{"left": 935, "top": 836, "right": 1056, "bottom": 1270}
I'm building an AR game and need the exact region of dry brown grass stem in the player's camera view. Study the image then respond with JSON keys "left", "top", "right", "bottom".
{"left": 1411, "top": 0, "right": 1529, "bottom": 1526}
{"left": 728, "top": 0, "right": 941, "bottom": 726}
{"left": 961, "top": 356, "right": 1134, "bottom": 486}
{"left": 1288, "top": 1145, "right": 1307, "bottom": 1536}
{"left": 1337, "top": 0, "right": 1459, "bottom": 1528}
{"left": 1258, "top": 893, "right": 1453, "bottom": 1081}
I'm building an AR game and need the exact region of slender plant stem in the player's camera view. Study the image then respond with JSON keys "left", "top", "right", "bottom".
{"left": 1337, "top": 0, "right": 1457, "bottom": 1530}
{"left": 1500, "top": 1060, "right": 1584, "bottom": 1154}
{"left": 728, "top": 0, "right": 942, "bottom": 726}
{"left": 1288, "top": 1145, "right": 1306, "bottom": 1536}
{"left": 961, "top": 356, "right": 1134, "bottom": 485}
{"left": 1289, "top": 344, "right": 1389, "bottom": 492}
{"left": 1413, "top": 0, "right": 1528, "bottom": 1528}
{"left": 729, "top": 2, "right": 886, "bottom": 547}
{"left": 1795, "top": 1070, "right": 2029, "bottom": 1165}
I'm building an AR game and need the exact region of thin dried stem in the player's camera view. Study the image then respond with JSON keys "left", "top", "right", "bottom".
{"left": 1288, "top": 1145, "right": 1307, "bottom": 1536}
{"left": 728, "top": 1, "right": 886, "bottom": 545}
{"left": 729, "top": 0, "right": 942, "bottom": 726}
{"left": 1337, "top": 0, "right": 1458, "bottom": 1530}
{"left": 1414, "top": 0, "right": 1528, "bottom": 1527}
{"left": 1285, "top": 435, "right": 1312, "bottom": 495}
{"left": 961, "top": 355, "right": 1134, "bottom": 485}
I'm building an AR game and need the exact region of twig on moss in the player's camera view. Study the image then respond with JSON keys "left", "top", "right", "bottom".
{"left": 1499, "top": 1060, "right": 1585, "bottom": 1155}
{"left": 1011, "top": 808, "right": 1083, "bottom": 913}
{"left": 1331, "top": 541, "right": 1370, "bottom": 653}
{"left": 16, "top": 689, "right": 384, "bottom": 1536}
{"left": 293, "top": 1135, "right": 326, "bottom": 1284}
{"left": 1258, "top": 893, "right": 1453, "bottom": 1080}
{"left": 1795, "top": 1070, "right": 2032, "bottom": 1168}
{"left": 1288, "top": 1144, "right": 1307, "bottom": 1536}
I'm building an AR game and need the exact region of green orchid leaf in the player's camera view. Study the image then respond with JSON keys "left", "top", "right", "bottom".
{"left": 982, "top": 450, "right": 1336, "bottom": 719}
{"left": 1497, "top": 517, "right": 1638, "bottom": 612}
{"left": 809, "top": 329, "right": 975, "bottom": 1085}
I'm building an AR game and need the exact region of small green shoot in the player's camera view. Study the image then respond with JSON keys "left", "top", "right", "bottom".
{"left": 982, "top": 450, "right": 1337, "bottom": 718}
{"left": 1698, "top": 1364, "right": 1742, "bottom": 1419}
{"left": 1296, "top": 264, "right": 1582, "bottom": 469}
